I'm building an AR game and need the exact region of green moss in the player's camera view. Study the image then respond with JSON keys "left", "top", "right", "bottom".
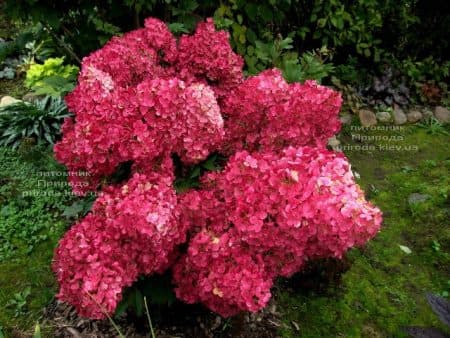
{"left": 0, "top": 146, "right": 72, "bottom": 336}
{"left": 278, "top": 125, "right": 450, "bottom": 337}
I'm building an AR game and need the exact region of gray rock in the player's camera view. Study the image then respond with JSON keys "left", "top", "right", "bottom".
{"left": 393, "top": 107, "right": 407, "bottom": 125}
{"left": 434, "top": 106, "right": 450, "bottom": 124}
{"left": 359, "top": 109, "right": 377, "bottom": 127}
{"left": 327, "top": 136, "right": 341, "bottom": 151}
{"left": 339, "top": 113, "right": 352, "bottom": 125}
{"left": 421, "top": 107, "right": 434, "bottom": 119}
{"left": 407, "top": 110, "right": 422, "bottom": 123}
{"left": 408, "top": 193, "right": 430, "bottom": 205}
{"left": 376, "top": 111, "right": 392, "bottom": 123}
{"left": 0, "top": 96, "right": 21, "bottom": 107}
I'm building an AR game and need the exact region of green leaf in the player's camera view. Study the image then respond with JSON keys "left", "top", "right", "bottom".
{"left": 168, "top": 22, "right": 189, "bottom": 34}
{"left": 33, "top": 323, "right": 42, "bottom": 338}
{"left": 189, "top": 165, "right": 201, "bottom": 178}
{"left": 114, "top": 297, "right": 129, "bottom": 317}
{"left": 62, "top": 201, "right": 85, "bottom": 219}
{"left": 399, "top": 245, "right": 412, "bottom": 254}
{"left": 258, "top": 5, "right": 273, "bottom": 22}
{"left": 244, "top": 3, "right": 258, "bottom": 21}
{"left": 134, "top": 289, "right": 144, "bottom": 317}
{"left": 317, "top": 18, "right": 327, "bottom": 28}
{"left": 201, "top": 155, "right": 218, "bottom": 171}
{"left": 246, "top": 28, "right": 257, "bottom": 44}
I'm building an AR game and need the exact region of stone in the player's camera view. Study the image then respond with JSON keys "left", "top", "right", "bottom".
{"left": 421, "top": 107, "right": 434, "bottom": 119}
{"left": 339, "top": 113, "right": 352, "bottom": 125}
{"left": 406, "top": 110, "right": 422, "bottom": 123}
{"left": 393, "top": 107, "right": 407, "bottom": 125}
{"left": 434, "top": 106, "right": 450, "bottom": 124}
{"left": 358, "top": 109, "right": 377, "bottom": 127}
{"left": 408, "top": 193, "right": 430, "bottom": 205}
{"left": 327, "top": 136, "right": 341, "bottom": 151}
{"left": 0, "top": 95, "right": 21, "bottom": 107}
{"left": 376, "top": 111, "right": 392, "bottom": 123}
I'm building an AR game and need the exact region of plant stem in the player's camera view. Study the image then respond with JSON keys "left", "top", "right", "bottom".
{"left": 143, "top": 296, "right": 156, "bottom": 338}
{"left": 85, "top": 292, "right": 125, "bottom": 338}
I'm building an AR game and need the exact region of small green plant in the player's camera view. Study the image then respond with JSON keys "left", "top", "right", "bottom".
{"left": 25, "top": 57, "right": 78, "bottom": 97}
{"left": 417, "top": 117, "right": 449, "bottom": 136}
{"left": 0, "top": 58, "right": 17, "bottom": 79}
{"left": 0, "top": 96, "right": 71, "bottom": 149}
{"left": 6, "top": 287, "right": 31, "bottom": 317}
{"left": 282, "top": 49, "right": 335, "bottom": 83}
{"left": 432, "top": 240, "right": 441, "bottom": 252}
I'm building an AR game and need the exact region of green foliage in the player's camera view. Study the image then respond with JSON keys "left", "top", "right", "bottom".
{"left": 400, "top": 57, "right": 450, "bottom": 84}
{"left": 174, "top": 153, "right": 223, "bottom": 192}
{"left": 62, "top": 196, "right": 95, "bottom": 220}
{"left": 115, "top": 274, "right": 176, "bottom": 318}
{"left": 25, "top": 57, "right": 78, "bottom": 96}
{"left": 283, "top": 50, "right": 335, "bottom": 83}
{"left": 307, "top": 0, "right": 385, "bottom": 60}
{"left": 417, "top": 118, "right": 449, "bottom": 136}
{"left": 0, "top": 96, "right": 71, "bottom": 149}
{"left": 0, "top": 146, "right": 75, "bottom": 335}
{"left": 0, "top": 147, "right": 73, "bottom": 261}
{"left": 3, "top": 0, "right": 448, "bottom": 89}
{"left": 6, "top": 287, "right": 31, "bottom": 317}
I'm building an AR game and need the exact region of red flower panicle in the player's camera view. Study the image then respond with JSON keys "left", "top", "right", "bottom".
{"left": 53, "top": 17, "right": 381, "bottom": 319}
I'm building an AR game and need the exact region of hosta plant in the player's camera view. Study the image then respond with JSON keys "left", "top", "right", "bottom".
{"left": 52, "top": 18, "right": 382, "bottom": 319}
{"left": 0, "top": 96, "right": 71, "bottom": 148}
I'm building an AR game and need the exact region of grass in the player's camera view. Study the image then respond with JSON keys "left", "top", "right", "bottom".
{"left": 0, "top": 146, "right": 75, "bottom": 337}
{"left": 0, "top": 124, "right": 448, "bottom": 337}
{"left": 278, "top": 125, "right": 450, "bottom": 337}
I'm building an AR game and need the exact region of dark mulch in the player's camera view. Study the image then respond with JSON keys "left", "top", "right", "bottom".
{"left": 43, "top": 299, "right": 282, "bottom": 338}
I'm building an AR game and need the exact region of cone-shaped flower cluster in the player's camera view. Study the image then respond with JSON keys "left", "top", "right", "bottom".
{"left": 53, "top": 17, "right": 382, "bottom": 319}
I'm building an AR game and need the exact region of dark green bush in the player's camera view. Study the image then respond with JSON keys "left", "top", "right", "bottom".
{"left": 2, "top": 0, "right": 448, "bottom": 87}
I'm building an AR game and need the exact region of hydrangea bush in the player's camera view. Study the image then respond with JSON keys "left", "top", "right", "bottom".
{"left": 52, "top": 17, "right": 382, "bottom": 319}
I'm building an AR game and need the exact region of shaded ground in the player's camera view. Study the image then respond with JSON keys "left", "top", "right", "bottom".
{"left": 0, "top": 123, "right": 449, "bottom": 337}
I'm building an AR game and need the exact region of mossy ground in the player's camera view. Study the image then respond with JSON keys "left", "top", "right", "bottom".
{"left": 0, "top": 123, "right": 448, "bottom": 337}
{"left": 0, "top": 147, "right": 73, "bottom": 337}
{"left": 278, "top": 123, "right": 450, "bottom": 337}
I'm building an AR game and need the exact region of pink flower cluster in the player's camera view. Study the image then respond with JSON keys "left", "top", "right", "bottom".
{"left": 173, "top": 147, "right": 381, "bottom": 316}
{"left": 221, "top": 69, "right": 342, "bottom": 153}
{"left": 53, "top": 17, "right": 381, "bottom": 319}
{"left": 53, "top": 157, "right": 189, "bottom": 319}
